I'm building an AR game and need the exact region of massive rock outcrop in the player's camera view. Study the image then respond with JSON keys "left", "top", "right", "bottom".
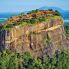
{"left": 0, "top": 10, "right": 69, "bottom": 57}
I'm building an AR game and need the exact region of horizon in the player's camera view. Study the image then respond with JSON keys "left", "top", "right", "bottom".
{"left": 0, "top": 6, "right": 69, "bottom": 14}
{"left": 0, "top": 0, "right": 69, "bottom": 13}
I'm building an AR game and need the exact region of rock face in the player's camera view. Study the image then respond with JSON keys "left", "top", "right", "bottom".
{"left": 0, "top": 11, "right": 69, "bottom": 57}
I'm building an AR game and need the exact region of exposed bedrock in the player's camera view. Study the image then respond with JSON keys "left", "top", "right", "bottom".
{"left": 0, "top": 17, "right": 69, "bottom": 57}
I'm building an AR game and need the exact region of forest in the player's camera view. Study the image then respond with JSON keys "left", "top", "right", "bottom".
{"left": 0, "top": 49, "right": 69, "bottom": 69}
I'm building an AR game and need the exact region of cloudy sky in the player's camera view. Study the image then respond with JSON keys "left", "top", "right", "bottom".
{"left": 0, "top": 0, "right": 69, "bottom": 13}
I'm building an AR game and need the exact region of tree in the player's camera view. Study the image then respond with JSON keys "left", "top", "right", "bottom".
{"left": 7, "top": 53, "right": 18, "bottom": 69}
{"left": 0, "top": 49, "right": 69, "bottom": 69}
{"left": 0, "top": 50, "right": 12, "bottom": 69}
{"left": 48, "top": 9, "right": 53, "bottom": 11}
{"left": 30, "top": 18, "right": 37, "bottom": 24}
{"left": 55, "top": 10, "right": 61, "bottom": 16}
{"left": 64, "top": 26, "right": 69, "bottom": 38}
{"left": 38, "top": 16, "right": 46, "bottom": 22}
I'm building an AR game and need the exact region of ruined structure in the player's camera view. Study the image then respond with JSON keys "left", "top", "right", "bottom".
{"left": 0, "top": 10, "right": 69, "bottom": 57}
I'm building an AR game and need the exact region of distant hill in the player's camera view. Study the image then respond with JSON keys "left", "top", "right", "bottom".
{"left": 0, "top": 13, "right": 19, "bottom": 18}
{"left": 0, "top": 7, "right": 69, "bottom": 20}
{"left": 39, "top": 6, "right": 69, "bottom": 19}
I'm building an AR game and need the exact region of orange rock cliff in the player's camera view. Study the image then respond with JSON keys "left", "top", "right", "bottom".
{"left": 0, "top": 10, "right": 69, "bottom": 57}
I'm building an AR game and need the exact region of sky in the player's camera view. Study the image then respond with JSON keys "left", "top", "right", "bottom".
{"left": 0, "top": 0, "right": 69, "bottom": 13}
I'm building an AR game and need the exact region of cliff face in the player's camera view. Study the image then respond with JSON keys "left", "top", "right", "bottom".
{"left": 0, "top": 11, "right": 69, "bottom": 57}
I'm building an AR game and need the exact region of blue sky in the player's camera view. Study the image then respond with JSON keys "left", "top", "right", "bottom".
{"left": 0, "top": 0, "right": 69, "bottom": 13}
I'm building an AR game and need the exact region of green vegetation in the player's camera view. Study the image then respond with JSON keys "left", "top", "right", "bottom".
{"left": 0, "top": 15, "right": 59, "bottom": 32}
{"left": 48, "top": 9, "right": 53, "bottom": 11}
{"left": 27, "top": 9, "right": 39, "bottom": 14}
{"left": 64, "top": 26, "right": 69, "bottom": 40}
{"left": 0, "top": 9, "right": 61, "bottom": 32}
{"left": 0, "top": 49, "right": 69, "bottom": 69}
{"left": 48, "top": 9, "right": 61, "bottom": 16}
{"left": 0, "top": 16, "right": 47, "bottom": 31}
{"left": 55, "top": 10, "right": 61, "bottom": 16}
{"left": 43, "top": 34, "right": 50, "bottom": 47}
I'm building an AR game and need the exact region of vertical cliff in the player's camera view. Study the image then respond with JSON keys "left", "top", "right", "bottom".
{"left": 0, "top": 10, "right": 69, "bottom": 57}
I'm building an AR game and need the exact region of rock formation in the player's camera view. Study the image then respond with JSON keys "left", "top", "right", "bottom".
{"left": 0, "top": 10, "right": 69, "bottom": 57}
